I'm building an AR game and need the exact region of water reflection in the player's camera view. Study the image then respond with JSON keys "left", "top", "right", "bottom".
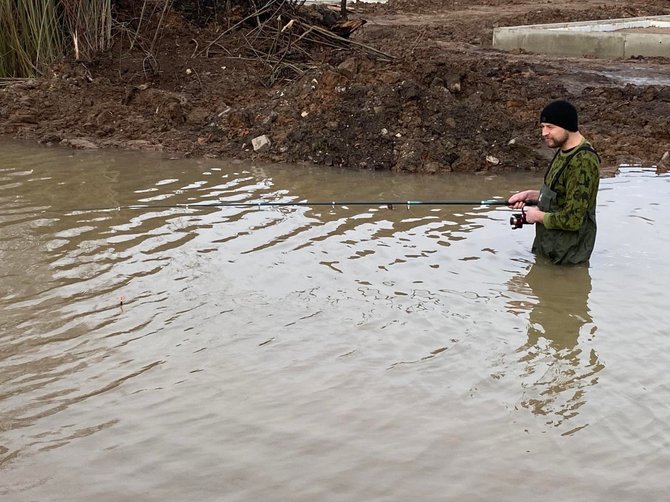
{"left": 507, "top": 262, "right": 604, "bottom": 433}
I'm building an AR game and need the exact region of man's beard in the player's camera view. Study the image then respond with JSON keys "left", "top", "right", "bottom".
{"left": 543, "top": 130, "right": 569, "bottom": 149}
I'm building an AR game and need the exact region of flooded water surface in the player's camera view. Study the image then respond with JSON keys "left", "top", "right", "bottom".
{"left": 1, "top": 140, "right": 669, "bottom": 500}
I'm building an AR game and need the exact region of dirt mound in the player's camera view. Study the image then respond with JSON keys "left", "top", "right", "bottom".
{"left": 0, "top": 0, "right": 668, "bottom": 173}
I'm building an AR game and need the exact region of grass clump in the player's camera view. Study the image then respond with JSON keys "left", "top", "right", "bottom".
{"left": 0, "top": 0, "right": 112, "bottom": 78}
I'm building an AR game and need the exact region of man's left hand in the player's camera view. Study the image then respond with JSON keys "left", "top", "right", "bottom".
{"left": 523, "top": 206, "right": 545, "bottom": 225}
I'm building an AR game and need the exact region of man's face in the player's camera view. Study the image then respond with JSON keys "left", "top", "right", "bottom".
{"left": 541, "top": 123, "right": 569, "bottom": 149}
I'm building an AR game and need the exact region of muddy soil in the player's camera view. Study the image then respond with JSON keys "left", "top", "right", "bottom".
{"left": 1, "top": 0, "right": 669, "bottom": 174}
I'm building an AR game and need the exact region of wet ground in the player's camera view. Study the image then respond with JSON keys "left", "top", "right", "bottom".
{"left": 0, "top": 0, "right": 669, "bottom": 173}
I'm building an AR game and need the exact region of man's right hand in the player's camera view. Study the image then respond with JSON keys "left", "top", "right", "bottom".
{"left": 508, "top": 189, "right": 539, "bottom": 209}
{"left": 508, "top": 190, "right": 529, "bottom": 209}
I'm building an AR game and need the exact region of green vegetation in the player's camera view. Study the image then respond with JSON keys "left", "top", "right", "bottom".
{"left": 0, "top": 0, "right": 112, "bottom": 78}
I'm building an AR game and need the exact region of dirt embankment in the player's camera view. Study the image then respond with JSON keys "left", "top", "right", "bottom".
{"left": 1, "top": 0, "right": 669, "bottom": 174}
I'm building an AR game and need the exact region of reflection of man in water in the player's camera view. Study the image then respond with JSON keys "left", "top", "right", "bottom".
{"left": 508, "top": 262, "right": 603, "bottom": 430}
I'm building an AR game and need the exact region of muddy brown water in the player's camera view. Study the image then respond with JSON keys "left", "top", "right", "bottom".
{"left": 1, "top": 139, "right": 669, "bottom": 500}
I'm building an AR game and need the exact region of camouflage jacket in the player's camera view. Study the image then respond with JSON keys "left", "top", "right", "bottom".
{"left": 543, "top": 140, "right": 600, "bottom": 231}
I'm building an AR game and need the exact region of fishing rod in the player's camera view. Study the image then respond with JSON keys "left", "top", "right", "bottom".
{"left": 71, "top": 198, "right": 512, "bottom": 212}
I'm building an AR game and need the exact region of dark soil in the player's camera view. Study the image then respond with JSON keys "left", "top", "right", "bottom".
{"left": 1, "top": 0, "right": 669, "bottom": 174}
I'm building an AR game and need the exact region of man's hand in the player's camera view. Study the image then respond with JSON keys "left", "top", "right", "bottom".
{"left": 507, "top": 191, "right": 528, "bottom": 209}
{"left": 508, "top": 189, "right": 540, "bottom": 210}
{"left": 523, "top": 206, "right": 545, "bottom": 225}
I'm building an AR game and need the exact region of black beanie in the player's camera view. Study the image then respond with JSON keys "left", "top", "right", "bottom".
{"left": 540, "top": 100, "right": 578, "bottom": 132}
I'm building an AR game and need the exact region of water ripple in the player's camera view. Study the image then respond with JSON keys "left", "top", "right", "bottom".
{"left": 2, "top": 141, "right": 670, "bottom": 500}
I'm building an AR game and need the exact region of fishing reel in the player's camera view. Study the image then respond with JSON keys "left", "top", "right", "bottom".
{"left": 510, "top": 208, "right": 528, "bottom": 229}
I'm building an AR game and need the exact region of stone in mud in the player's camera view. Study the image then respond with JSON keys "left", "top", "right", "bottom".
{"left": 252, "top": 135, "right": 271, "bottom": 151}
{"left": 63, "top": 138, "right": 99, "bottom": 149}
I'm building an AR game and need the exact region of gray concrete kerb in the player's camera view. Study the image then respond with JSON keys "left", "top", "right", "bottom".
{"left": 493, "top": 15, "right": 670, "bottom": 59}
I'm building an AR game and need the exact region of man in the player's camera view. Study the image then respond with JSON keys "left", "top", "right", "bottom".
{"left": 508, "top": 100, "right": 600, "bottom": 265}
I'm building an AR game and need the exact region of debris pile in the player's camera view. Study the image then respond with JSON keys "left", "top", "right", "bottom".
{"left": 193, "top": 0, "right": 386, "bottom": 86}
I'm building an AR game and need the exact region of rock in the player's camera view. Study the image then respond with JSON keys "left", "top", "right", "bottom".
{"left": 63, "top": 138, "right": 98, "bottom": 149}
{"left": 446, "top": 74, "right": 462, "bottom": 93}
{"left": 39, "top": 133, "right": 62, "bottom": 144}
{"left": 8, "top": 112, "right": 38, "bottom": 124}
{"left": 337, "top": 57, "right": 359, "bottom": 77}
{"left": 486, "top": 155, "right": 500, "bottom": 165}
{"left": 252, "top": 135, "right": 271, "bottom": 151}
{"left": 262, "top": 111, "right": 279, "bottom": 126}
{"left": 186, "top": 107, "right": 211, "bottom": 125}
{"left": 430, "top": 77, "right": 446, "bottom": 89}
{"left": 398, "top": 79, "right": 421, "bottom": 101}
{"left": 126, "top": 140, "right": 162, "bottom": 151}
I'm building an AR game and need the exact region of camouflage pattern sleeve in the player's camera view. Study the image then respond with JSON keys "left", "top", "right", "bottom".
{"left": 544, "top": 151, "right": 600, "bottom": 231}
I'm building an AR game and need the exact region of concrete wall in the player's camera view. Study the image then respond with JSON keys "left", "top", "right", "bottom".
{"left": 493, "top": 15, "right": 670, "bottom": 59}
